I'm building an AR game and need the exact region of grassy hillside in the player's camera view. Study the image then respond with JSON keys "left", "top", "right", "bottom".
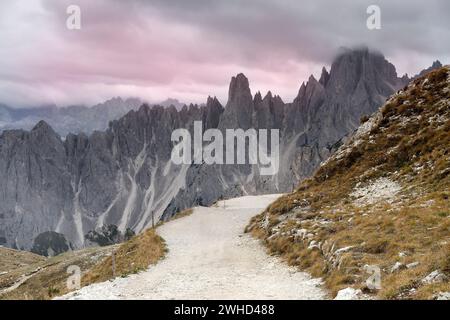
{"left": 0, "top": 247, "right": 45, "bottom": 274}
{"left": 0, "top": 245, "right": 116, "bottom": 299}
{"left": 247, "top": 66, "right": 450, "bottom": 299}
{"left": 0, "top": 228, "right": 165, "bottom": 300}
{"left": 83, "top": 228, "right": 166, "bottom": 285}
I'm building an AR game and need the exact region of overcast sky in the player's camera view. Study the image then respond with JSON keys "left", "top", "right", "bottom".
{"left": 0, "top": 0, "right": 449, "bottom": 108}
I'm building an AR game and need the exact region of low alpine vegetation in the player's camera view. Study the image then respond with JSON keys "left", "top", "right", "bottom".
{"left": 82, "top": 228, "right": 166, "bottom": 285}
{"left": 0, "top": 227, "right": 166, "bottom": 300}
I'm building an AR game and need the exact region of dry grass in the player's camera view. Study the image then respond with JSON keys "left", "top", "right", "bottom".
{"left": 163, "top": 208, "right": 194, "bottom": 223}
{"left": 83, "top": 228, "right": 166, "bottom": 285}
{"left": 248, "top": 66, "right": 450, "bottom": 299}
{"left": 0, "top": 227, "right": 166, "bottom": 300}
{"left": 0, "top": 245, "right": 116, "bottom": 300}
{"left": 0, "top": 196, "right": 198, "bottom": 300}
{"left": 0, "top": 247, "right": 45, "bottom": 273}
{"left": 0, "top": 202, "right": 198, "bottom": 300}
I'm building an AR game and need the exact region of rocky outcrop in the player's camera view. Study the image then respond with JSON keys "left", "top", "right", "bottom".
{"left": 0, "top": 48, "right": 440, "bottom": 251}
{"left": 413, "top": 60, "right": 442, "bottom": 80}
{"left": 85, "top": 224, "right": 135, "bottom": 247}
{"left": 31, "top": 231, "right": 72, "bottom": 257}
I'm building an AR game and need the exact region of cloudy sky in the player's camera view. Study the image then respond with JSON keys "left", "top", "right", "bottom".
{"left": 0, "top": 0, "right": 449, "bottom": 108}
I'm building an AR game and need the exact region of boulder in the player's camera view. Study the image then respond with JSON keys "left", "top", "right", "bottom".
{"left": 421, "top": 270, "right": 448, "bottom": 284}
{"left": 334, "top": 287, "right": 366, "bottom": 300}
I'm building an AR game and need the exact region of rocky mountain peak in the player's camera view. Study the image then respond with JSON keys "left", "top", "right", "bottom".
{"left": 319, "top": 67, "right": 330, "bottom": 87}
{"left": 137, "top": 103, "right": 151, "bottom": 114}
{"left": 272, "top": 94, "right": 284, "bottom": 105}
{"left": 32, "top": 120, "right": 55, "bottom": 132}
{"left": 220, "top": 73, "right": 254, "bottom": 129}
{"left": 295, "top": 82, "right": 307, "bottom": 101}
{"left": 413, "top": 60, "right": 444, "bottom": 80}
{"left": 31, "top": 120, "right": 61, "bottom": 143}
{"left": 206, "top": 96, "right": 214, "bottom": 105}
{"left": 228, "top": 73, "right": 252, "bottom": 104}
{"left": 308, "top": 74, "right": 318, "bottom": 83}
{"left": 206, "top": 96, "right": 222, "bottom": 109}
{"left": 326, "top": 47, "right": 400, "bottom": 100}
{"left": 432, "top": 60, "right": 442, "bottom": 68}
{"left": 159, "top": 98, "right": 185, "bottom": 110}
{"left": 306, "top": 75, "right": 321, "bottom": 90}
{"left": 263, "top": 91, "right": 273, "bottom": 101}
{"left": 204, "top": 96, "right": 224, "bottom": 128}
{"left": 254, "top": 91, "right": 263, "bottom": 103}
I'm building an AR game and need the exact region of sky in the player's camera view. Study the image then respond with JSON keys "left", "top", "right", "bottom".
{"left": 0, "top": 0, "right": 449, "bottom": 108}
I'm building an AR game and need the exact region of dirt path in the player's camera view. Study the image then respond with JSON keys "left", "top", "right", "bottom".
{"left": 61, "top": 194, "right": 326, "bottom": 300}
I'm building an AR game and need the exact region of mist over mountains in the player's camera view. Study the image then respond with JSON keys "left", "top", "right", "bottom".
{"left": 0, "top": 48, "right": 442, "bottom": 252}
{"left": 0, "top": 98, "right": 141, "bottom": 137}
{"left": 0, "top": 97, "right": 189, "bottom": 137}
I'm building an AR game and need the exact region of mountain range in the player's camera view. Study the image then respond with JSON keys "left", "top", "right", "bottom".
{"left": 0, "top": 97, "right": 189, "bottom": 137}
{"left": 0, "top": 98, "right": 142, "bottom": 137}
{"left": 0, "top": 47, "right": 442, "bottom": 252}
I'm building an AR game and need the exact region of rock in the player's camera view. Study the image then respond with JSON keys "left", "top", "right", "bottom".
{"left": 334, "top": 288, "right": 365, "bottom": 300}
{"left": 406, "top": 262, "right": 419, "bottom": 269}
{"left": 319, "top": 67, "right": 330, "bottom": 87}
{"left": 31, "top": 231, "right": 72, "bottom": 257}
{"left": 334, "top": 246, "right": 354, "bottom": 255}
{"left": 391, "top": 262, "right": 406, "bottom": 273}
{"left": 85, "top": 225, "right": 134, "bottom": 247}
{"left": 413, "top": 60, "right": 442, "bottom": 80}
{"left": 350, "top": 177, "right": 401, "bottom": 206}
{"left": 267, "top": 233, "right": 279, "bottom": 241}
{"left": 308, "top": 240, "right": 320, "bottom": 250}
{"left": 421, "top": 270, "right": 448, "bottom": 284}
{"left": 435, "top": 292, "right": 450, "bottom": 300}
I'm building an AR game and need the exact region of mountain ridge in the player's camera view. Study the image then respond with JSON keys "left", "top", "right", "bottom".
{"left": 247, "top": 66, "right": 450, "bottom": 299}
{"left": 0, "top": 48, "right": 442, "bottom": 252}
{"left": 0, "top": 97, "right": 192, "bottom": 137}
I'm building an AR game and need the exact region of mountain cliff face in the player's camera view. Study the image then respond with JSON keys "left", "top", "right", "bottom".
{"left": 0, "top": 48, "right": 434, "bottom": 251}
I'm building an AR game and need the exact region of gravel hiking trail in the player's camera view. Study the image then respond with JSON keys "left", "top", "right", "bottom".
{"left": 60, "top": 194, "right": 326, "bottom": 300}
